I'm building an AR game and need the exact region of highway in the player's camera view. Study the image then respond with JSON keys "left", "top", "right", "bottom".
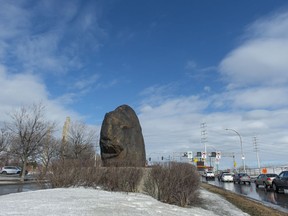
{"left": 202, "top": 177, "right": 288, "bottom": 213}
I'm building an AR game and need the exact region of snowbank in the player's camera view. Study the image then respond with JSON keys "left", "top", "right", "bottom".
{"left": 0, "top": 188, "right": 249, "bottom": 216}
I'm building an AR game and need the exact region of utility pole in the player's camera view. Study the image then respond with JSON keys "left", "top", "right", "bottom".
{"left": 253, "top": 137, "right": 261, "bottom": 169}
{"left": 201, "top": 122, "right": 208, "bottom": 163}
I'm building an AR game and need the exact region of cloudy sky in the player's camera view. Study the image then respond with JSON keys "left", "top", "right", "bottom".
{"left": 1, "top": 0, "right": 288, "bottom": 170}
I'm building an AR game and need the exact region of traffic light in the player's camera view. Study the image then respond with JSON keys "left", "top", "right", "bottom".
{"left": 197, "top": 152, "right": 202, "bottom": 157}
{"left": 211, "top": 152, "right": 216, "bottom": 157}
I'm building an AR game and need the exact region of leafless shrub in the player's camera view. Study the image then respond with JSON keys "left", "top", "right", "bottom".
{"left": 144, "top": 162, "right": 200, "bottom": 207}
{"left": 96, "top": 167, "right": 144, "bottom": 192}
{"left": 45, "top": 159, "right": 200, "bottom": 208}
{"left": 45, "top": 159, "right": 144, "bottom": 193}
{"left": 46, "top": 159, "right": 93, "bottom": 188}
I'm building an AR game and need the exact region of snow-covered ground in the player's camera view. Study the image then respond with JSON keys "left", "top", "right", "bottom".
{"left": 0, "top": 187, "right": 249, "bottom": 216}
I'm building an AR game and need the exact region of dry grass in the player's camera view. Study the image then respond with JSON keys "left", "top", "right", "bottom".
{"left": 201, "top": 183, "right": 287, "bottom": 216}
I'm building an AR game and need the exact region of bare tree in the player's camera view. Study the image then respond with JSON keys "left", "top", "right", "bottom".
{"left": 65, "top": 120, "right": 96, "bottom": 160}
{"left": 0, "top": 128, "right": 11, "bottom": 165}
{"left": 0, "top": 128, "right": 10, "bottom": 154}
{"left": 37, "top": 135, "right": 61, "bottom": 177}
{"left": 6, "top": 103, "right": 55, "bottom": 181}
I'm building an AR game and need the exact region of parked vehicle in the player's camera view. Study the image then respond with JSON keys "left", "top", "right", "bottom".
{"left": 205, "top": 171, "right": 215, "bottom": 180}
{"left": 0, "top": 166, "right": 21, "bottom": 175}
{"left": 233, "top": 173, "right": 251, "bottom": 184}
{"left": 272, "top": 171, "right": 288, "bottom": 193}
{"left": 255, "top": 173, "right": 277, "bottom": 188}
{"left": 220, "top": 173, "right": 234, "bottom": 182}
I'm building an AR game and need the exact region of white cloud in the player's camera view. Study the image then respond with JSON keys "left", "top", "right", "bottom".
{"left": 138, "top": 91, "right": 288, "bottom": 168}
{"left": 246, "top": 11, "right": 288, "bottom": 38}
{"left": 219, "top": 11, "right": 288, "bottom": 88}
{"left": 185, "top": 60, "right": 197, "bottom": 70}
{"left": 220, "top": 39, "right": 288, "bottom": 87}
{"left": 232, "top": 87, "right": 288, "bottom": 109}
{"left": 74, "top": 74, "right": 100, "bottom": 90}
{"left": 0, "top": 1, "right": 30, "bottom": 39}
{"left": 210, "top": 87, "right": 288, "bottom": 110}
{"left": 0, "top": 65, "right": 80, "bottom": 127}
{"left": 0, "top": 1, "right": 104, "bottom": 75}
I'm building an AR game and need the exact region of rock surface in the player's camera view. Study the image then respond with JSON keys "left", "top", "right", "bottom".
{"left": 99, "top": 105, "right": 146, "bottom": 167}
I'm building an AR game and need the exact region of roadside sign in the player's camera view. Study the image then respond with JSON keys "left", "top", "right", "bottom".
{"left": 216, "top": 151, "right": 221, "bottom": 159}
{"left": 187, "top": 151, "right": 193, "bottom": 159}
{"left": 262, "top": 168, "right": 267, "bottom": 174}
{"left": 202, "top": 152, "right": 207, "bottom": 159}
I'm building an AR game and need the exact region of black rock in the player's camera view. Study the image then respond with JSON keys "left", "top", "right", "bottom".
{"left": 100, "top": 105, "right": 146, "bottom": 167}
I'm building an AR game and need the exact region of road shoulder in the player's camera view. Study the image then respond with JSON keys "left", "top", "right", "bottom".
{"left": 201, "top": 183, "right": 287, "bottom": 216}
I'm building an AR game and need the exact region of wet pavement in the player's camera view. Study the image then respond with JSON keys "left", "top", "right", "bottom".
{"left": 202, "top": 177, "right": 288, "bottom": 213}
{"left": 0, "top": 174, "right": 50, "bottom": 196}
{"left": 0, "top": 183, "right": 47, "bottom": 196}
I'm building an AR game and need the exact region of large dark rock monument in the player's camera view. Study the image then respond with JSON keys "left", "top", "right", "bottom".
{"left": 99, "top": 104, "right": 146, "bottom": 167}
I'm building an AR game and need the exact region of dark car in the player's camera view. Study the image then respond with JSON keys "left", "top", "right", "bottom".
{"left": 233, "top": 173, "right": 251, "bottom": 185}
{"left": 272, "top": 171, "right": 288, "bottom": 193}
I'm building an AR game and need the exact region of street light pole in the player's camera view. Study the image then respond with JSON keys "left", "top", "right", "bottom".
{"left": 225, "top": 128, "right": 246, "bottom": 173}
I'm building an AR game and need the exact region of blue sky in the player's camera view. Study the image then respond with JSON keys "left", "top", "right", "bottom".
{"left": 1, "top": 0, "right": 288, "bottom": 170}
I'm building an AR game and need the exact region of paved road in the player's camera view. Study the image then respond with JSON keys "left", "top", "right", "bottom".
{"left": 0, "top": 183, "right": 46, "bottom": 196}
{"left": 0, "top": 174, "right": 49, "bottom": 196}
{"left": 202, "top": 177, "right": 288, "bottom": 213}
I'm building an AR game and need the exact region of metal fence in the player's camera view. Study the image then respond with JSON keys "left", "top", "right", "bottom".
{"left": 246, "top": 165, "right": 288, "bottom": 177}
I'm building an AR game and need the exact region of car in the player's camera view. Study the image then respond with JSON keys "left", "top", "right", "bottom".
{"left": 255, "top": 173, "right": 277, "bottom": 188}
{"left": 220, "top": 173, "right": 234, "bottom": 182}
{"left": 205, "top": 171, "right": 215, "bottom": 180}
{"left": 218, "top": 171, "right": 230, "bottom": 181}
{"left": 0, "top": 166, "right": 21, "bottom": 175}
{"left": 233, "top": 173, "right": 251, "bottom": 184}
{"left": 272, "top": 171, "right": 288, "bottom": 193}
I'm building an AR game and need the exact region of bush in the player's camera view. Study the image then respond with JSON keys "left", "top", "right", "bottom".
{"left": 97, "top": 167, "right": 144, "bottom": 192}
{"left": 144, "top": 162, "right": 200, "bottom": 207}
{"left": 42, "top": 159, "right": 200, "bottom": 207}
{"left": 46, "top": 159, "right": 91, "bottom": 188}
{"left": 44, "top": 159, "right": 144, "bottom": 192}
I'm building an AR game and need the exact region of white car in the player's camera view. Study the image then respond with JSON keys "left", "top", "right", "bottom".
{"left": 205, "top": 171, "right": 215, "bottom": 180}
{"left": 0, "top": 166, "right": 21, "bottom": 175}
{"left": 221, "top": 173, "right": 234, "bottom": 182}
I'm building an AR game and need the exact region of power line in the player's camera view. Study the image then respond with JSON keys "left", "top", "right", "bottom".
{"left": 253, "top": 136, "right": 261, "bottom": 169}
{"left": 200, "top": 122, "right": 208, "bottom": 154}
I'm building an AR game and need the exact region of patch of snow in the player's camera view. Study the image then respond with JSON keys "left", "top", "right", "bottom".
{"left": 0, "top": 188, "right": 249, "bottom": 216}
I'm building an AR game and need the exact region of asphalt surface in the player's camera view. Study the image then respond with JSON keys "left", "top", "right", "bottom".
{"left": 0, "top": 183, "right": 46, "bottom": 196}
{"left": 202, "top": 177, "right": 288, "bottom": 213}
{"left": 0, "top": 174, "right": 49, "bottom": 196}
